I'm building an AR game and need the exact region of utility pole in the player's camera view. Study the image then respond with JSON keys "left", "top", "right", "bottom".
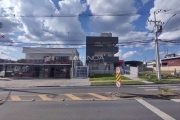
{"left": 0, "top": 22, "right": 3, "bottom": 28}
{"left": 148, "top": 9, "right": 176, "bottom": 81}
{"left": 148, "top": 10, "right": 163, "bottom": 80}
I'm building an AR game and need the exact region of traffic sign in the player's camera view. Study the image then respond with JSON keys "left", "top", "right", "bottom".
{"left": 116, "top": 73, "right": 121, "bottom": 82}
{"left": 116, "top": 67, "right": 120, "bottom": 74}
{"left": 116, "top": 81, "right": 121, "bottom": 88}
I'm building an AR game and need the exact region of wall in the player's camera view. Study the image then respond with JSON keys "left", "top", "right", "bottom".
{"left": 162, "top": 58, "right": 180, "bottom": 66}
{"left": 154, "top": 66, "right": 180, "bottom": 71}
{"left": 94, "top": 52, "right": 113, "bottom": 57}
{"left": 123, "top": 66, "right": 138, "bottom": 77}
{"left": 26, "top": 53, "right": 73, "bottom": 60}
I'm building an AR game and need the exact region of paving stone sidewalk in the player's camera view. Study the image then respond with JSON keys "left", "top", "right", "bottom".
{"left": 0, "top": 78, "right": 90, "bottom": 88}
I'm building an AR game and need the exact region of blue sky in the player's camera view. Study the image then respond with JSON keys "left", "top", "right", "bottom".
{"left": 0, "top": 0, "right": 180, "bottom": 63}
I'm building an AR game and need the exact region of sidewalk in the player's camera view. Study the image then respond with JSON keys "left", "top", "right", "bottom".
{"left": 123, "top": 75, "right": 154, "bottom": 84}
{"left": 0, "top": 78, "right": 91, "bottom": 88}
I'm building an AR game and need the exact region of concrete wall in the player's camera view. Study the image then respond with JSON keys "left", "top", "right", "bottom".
{"left": 154, "top": 66, "right": 180, "bottom": 71}
{"left": 89, "top": 63, "right": 114, "bottom": 71}
{"left": 26, "top": 53, "right": 73, "bottom": 60}
{"left": 123, "top": 66, "right": 138, "bottom": 77}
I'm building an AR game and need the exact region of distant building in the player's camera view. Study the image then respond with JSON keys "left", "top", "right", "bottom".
{"left": 86, "top": 33, "right": 119, "bottom": 74}
{"left": 0, "top": 47, "right": 83, "bottom": 78}
{"left": 146, "top": 60, "right": 156, "bottom": 68}
{"left": 161, "top": 53, "right": 180, "bottom": 67}
{"left": 0, "top": 58, "right": 15, "bottom": 71}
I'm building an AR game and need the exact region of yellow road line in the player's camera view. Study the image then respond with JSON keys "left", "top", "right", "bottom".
{"left": 10, "top": 95, "right": 21, "bottom": 101}
{"left": 39, "top": 95, "right": 52, "bottom": 101}
{"left": 88, "top": 93, "right": 111, "bottom": 100}
{"left": 65, "top": 94, "right": 82, "bottom": 100}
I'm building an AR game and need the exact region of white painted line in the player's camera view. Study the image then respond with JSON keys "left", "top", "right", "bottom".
{"left": 139, "top": 87, "right": 158, "bottom": 89}
{"left": 132, "top": 84, "right": 180, "bottom": 87}
{"left": 145, "top": 88, "right": 180, "bottom": 91}
{"left": 137, "top": 99, "right": 176, "bottom": 120}
{"left": 171, "top": 99, "right": 180, "bottom": 102}
{"left": 139, "top": 86, "right": 179, "bottom": 89}
{"left": 145, "top": 89, "right": 159, "bottom": 91}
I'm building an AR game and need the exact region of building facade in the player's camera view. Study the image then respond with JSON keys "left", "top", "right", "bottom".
{"left": 0, "top": 47, "right": 82, "bottom": 78}
{"left": 86, "top": 33, "right": 119, "bottom": 74}
{"left": 161, "top": 54, "right": 180, "bottom": 71}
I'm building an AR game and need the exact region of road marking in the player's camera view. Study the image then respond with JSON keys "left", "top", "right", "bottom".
{"left": 10, "top": 95, "right": 21, "bottom": 101}
{"left": 39, "top": 95, "right": 52, "bottom": 101}
{"left": 145, "top": 88, "right": 180, "bottom": 91}
{"left": 132, "top": 84, "right": 180, "bottom": 87}
{"left": 139, "top": 86, "right": 179, "bottom": 89}
{"left": 145, "top": 89, "right": 159, "bottom": 91}
{"left": 88, "top": 93, "right": 110, "bottom": 100}
{"left": 171, "top": 99, "right": 180, "bottom": 102}
{"left": 137, "top": 99, "right": 176, "bottom": 120}
{"left": 65, "top": 94, "right": 82, "bottom": 100}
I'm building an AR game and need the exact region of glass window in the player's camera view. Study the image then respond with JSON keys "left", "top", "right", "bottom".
{"left": 55, "top": 56, "right": 69, "bottom": 61}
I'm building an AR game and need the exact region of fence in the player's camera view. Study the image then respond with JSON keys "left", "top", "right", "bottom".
{"left": 89, "top": 70, "right": 115, "bottom": 74}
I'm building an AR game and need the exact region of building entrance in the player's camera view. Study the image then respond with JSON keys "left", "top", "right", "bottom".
{"left": 34, "top": 67, "right": 40, "bottom": 77}
{"left": 50, "top": 67, "right": 55, "bottom": 77}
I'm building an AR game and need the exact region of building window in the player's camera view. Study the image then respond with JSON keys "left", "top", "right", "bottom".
{"left": 92, "top": 63, "right": 98, "bottom": 70}
{"left": 54, "top": 56, "right": 69, "bottom": 61}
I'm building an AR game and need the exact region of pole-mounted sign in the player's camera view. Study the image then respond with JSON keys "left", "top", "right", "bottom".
{"left": 116, "top": 67, "right": 121, "bottom": 92}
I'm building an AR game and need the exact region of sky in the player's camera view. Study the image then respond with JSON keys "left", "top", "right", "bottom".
{"left": 0, "top": 0, "right": 180, "bottom": 63}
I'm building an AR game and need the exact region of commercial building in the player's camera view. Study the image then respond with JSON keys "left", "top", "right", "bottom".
{"left": 86, "top": 33, "right": 119, "bottom": 74}
{"left": 0, "top": 47, "right": 83, "bottom": 78}
{"left": 161, "top": 53, "right": 180, "bottom": 71}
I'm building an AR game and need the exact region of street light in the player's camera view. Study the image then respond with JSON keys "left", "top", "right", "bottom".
{"left": 163, "top": 14, "right": 176, "bottom": 30}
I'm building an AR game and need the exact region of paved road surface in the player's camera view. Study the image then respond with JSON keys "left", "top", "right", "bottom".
{"left": 0, "top": 99, "right": 180, "bottom": 120}
{"left": 1, "top": 84, "right": 180, "bottom": 120}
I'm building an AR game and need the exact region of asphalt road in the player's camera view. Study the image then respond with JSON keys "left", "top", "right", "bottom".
{"left": 0, "top": 99, "right": 180, "bottom": 120}
{"left": 0, "top": 85, "right": 144, "bottom": 95}
{"left": 0, "top": 83, "right": 180, "bottom": 96}
{"left": 0, "top": 84, "right": 180, "bottom": 120}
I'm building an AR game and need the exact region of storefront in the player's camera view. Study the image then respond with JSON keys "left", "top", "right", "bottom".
{"left": 2, "top": 63, "right": 72, "bottom": 79}
{"left": 0, "top": 47, "right": 83, "bottom": 79}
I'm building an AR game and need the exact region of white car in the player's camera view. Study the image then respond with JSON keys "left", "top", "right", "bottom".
{"left": 0, "top": 71, "right": 5, "bottom": 78}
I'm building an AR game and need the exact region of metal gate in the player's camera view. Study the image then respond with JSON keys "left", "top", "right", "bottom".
{"left": 75, "top": 66, "right": 89, "bottom": 78}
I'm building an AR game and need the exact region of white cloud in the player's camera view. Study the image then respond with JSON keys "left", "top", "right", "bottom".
{"left": 146, "top": 0, "right": 180, "bottom": 41}
{"left": 114, "top": 50, "right": 122, "bottom": 59}
{"left": 122, "top": 51, "right": 138, "bottom": 59}
{"left": 0, "top": 0, "right": 87, "bottom": 45}
{"left": 87, "top": 0, "right": 149, "bottom": 41}
{"left": 141, "top": 0, "right": 151, "bottom": 6}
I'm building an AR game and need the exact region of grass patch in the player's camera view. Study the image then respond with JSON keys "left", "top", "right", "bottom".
{"left": 139, "top": 73, "right": 180, "bottom": 84}
{"left": 91, "top": 81, "right": 144, "bottom": 86}
{"left": 89, "top": 74, "right": 131, "bottom": 81}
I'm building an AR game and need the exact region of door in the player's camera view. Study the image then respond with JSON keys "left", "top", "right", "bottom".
{"left": 35, "top": 67, "right": 40, "bottom": 77}
{"left": 50, "top": 67, "right": 55, "bottom": 77}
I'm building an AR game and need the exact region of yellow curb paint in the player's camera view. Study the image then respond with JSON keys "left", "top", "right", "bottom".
{"left": 39, "top": 95, "right": 52, "bottom": 101}
{"left": 65, "top": 94, "right": 82, "bottom": 100}
{"left": 10, "top": 96, "right": 21, "bottom": 101}
{"left": 88, "top": 93, "right": 110, "bottom": 100}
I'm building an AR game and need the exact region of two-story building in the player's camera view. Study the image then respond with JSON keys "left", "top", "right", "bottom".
{"left": 1, "top": 47, "right": 82, "bottom": 79}
{"left": 86, "top": 33, "right": 119, "bottom": 74}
